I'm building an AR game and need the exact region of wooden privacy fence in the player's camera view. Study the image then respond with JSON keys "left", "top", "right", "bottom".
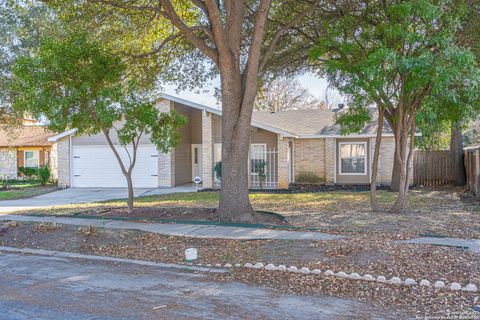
{"left": 465, "top": 146, "right": 480, "bottom": 199}
{"left": 413, "top": 150, "right": 454, "bottom": 186}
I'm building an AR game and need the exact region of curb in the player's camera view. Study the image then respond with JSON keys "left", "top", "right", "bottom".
{"left": 0, "top": 246, "right": 227, "bottom": 274}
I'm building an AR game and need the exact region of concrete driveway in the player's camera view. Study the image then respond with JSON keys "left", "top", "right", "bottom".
{"left": 0, "top": 185, "right": 196, "bottom": 213}
{"left": 0, "top": 251, "right": 395, "bottom": 320}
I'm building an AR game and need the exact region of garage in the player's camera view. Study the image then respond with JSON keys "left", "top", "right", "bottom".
{"left": 72, "top": 145, "right": 159, "bottom": 188}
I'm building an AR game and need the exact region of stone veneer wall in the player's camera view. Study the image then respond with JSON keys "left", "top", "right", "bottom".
{"left": 0, "top": 148, "right": 17, "bottom": 179}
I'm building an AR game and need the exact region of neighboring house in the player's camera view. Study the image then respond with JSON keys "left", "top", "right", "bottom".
{"left": 0, "top": 124, "right": 57, "bottom": 180}
{"left": 48, "top": 94, "right": 404, "bottom": 189}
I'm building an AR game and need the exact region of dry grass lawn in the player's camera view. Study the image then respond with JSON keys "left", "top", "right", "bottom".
{"left": 13, "top": 186, "right": 480, "bottom": 238}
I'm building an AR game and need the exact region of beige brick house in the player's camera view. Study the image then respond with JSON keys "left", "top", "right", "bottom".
{"left": 48, "top": 94, "right": 400, "bottom": 189}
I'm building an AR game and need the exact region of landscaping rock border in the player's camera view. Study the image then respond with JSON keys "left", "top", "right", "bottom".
{"left": 189, "top": 261, "right": 478, "bottom": 293}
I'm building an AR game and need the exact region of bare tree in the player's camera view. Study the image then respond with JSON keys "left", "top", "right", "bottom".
{"left": 255, "top": 77, "right": 322, "bottom": 112}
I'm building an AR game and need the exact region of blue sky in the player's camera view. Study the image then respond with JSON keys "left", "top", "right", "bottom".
{"left": 163, "top": 73, "right": 333, "bottom": 108}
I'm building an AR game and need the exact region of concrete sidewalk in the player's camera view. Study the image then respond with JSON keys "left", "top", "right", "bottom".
{"left": 0, "top": 185, "right": 196, "bottom": 213}
{"left": 400, "top": 237, "right": 480, "bottom": 254}
{"left": 0, "top": 214, "right": 342, "bottom": 241}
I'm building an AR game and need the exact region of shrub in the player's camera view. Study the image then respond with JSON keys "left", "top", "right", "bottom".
{"left": 214, "top": 161, "right": 222, "bottom": 180}
{"left": 18, "top": 166, "right": 39, "bottom": 179}
{"left": 295, "top": 172, "right": 325, "bottom": 184}
{"left": 38, "top": 166, "right": 50, "bottom": 185}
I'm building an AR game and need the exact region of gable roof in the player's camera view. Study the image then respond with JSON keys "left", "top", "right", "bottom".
{"left": 252, "top": 108, "right": 393, "bottom": 138}
{"left": 0, "top": 125, "right": 55, "bottom": 147}
{"left": 48, "top": 94, "right": 394, "bottom": 141}
{"left": 160, "top": 93, "right": 297, "bottom": 137}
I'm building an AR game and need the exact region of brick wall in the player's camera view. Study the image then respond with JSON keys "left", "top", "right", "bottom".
{"left": 374, "top": 136, "right": 413, "bottom": 186}
{"left": 293, "top": 139, "right": 326, "bottom": 182}
{"left": 201, "top": 110, "right": 213, "bottom": 188}
{"left": 56, "top": 138, "right": 70, "bottom": 188}
{"left": 324, "top": 138, "right": 336, "bottom": 183}
{"left": 277, "top": 137, "right": 289, "bottom": 189}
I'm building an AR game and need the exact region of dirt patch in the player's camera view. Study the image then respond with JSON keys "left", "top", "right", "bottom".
{"left": 77, "top": 206, "right": 287, "bottom": 225}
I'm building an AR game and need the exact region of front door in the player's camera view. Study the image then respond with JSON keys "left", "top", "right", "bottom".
{"left": 191, "top": 144, "right": 202, "bottom": 181}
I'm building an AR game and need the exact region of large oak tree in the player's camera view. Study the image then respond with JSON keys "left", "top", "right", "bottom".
{"left": 48, "top": 0, "right": 325, "bottom": 222}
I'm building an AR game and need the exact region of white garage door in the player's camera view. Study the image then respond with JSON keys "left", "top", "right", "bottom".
{"left": 72, "top": 145, "right": 159, "bottom": 188}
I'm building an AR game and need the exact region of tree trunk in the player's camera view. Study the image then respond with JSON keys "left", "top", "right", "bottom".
{"left": 370, "top": 107, "right": 384, "bottom": 211}
{"left": 125, "top": 173, "right": 134, "bottom": 213}
{"left": 390, "top": 131, "right": 407, "bottom": 192}
{"left": 450, "top": 120, "right": 466, "bottom": 186}
{"left": 390, "top": 110, "right": 410, "bottom": 213}
{"left": 217, "top": 72, "right": 256, "bottom": 223}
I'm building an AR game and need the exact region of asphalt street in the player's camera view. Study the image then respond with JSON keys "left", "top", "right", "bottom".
{"left": 0, "top": 252, "right": 393, "bottom": 320}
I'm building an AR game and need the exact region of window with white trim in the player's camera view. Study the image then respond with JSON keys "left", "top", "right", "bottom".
{"left": 250, "top": 144, "right": 266, "bottom": 175}
{"left": 24, "top": 150, "right": 40, "bottom": 168}
{"left": 339, "top": 142, "right": 367, "bottom": 175}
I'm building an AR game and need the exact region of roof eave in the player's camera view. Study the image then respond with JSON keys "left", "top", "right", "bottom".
{"left": 47, "top": 128, "right": 77, "bottom": 142}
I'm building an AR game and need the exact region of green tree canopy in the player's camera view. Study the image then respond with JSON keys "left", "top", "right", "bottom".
{"left": 11, "top": 33, "right": 186, "bottom": 211}
{"left": 310, "top": 0, "right": 480, "bottom": 212}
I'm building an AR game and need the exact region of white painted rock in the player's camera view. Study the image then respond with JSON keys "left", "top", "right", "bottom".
{"left": 450, "top": 282, "right": 462, "bottom": 291}
{"left": 363, "top": 274, "right": 375, "bottom": 281}
{"left": 244, "top": 263, "right": 254, "bottom": 268}
{"left": 234, "top": 263, "right": 241, "bottom": 267}
{"left": 349, "top": 273, "right": 362, "bottom": 280}
{"left": 324, "top": 270, "right": 334, "bottom": 276}
{"left": 253, "top": 262, "right": 264, "bottom": 269}
{"left": 215, "top": 263, "right": 222, "bottom": 267}
{"left": 276, "top": 265, "right": 287, "bottom": 272}
{"left": 196, "top": 263, "right": 203, "bottom": 266}
{"left": 287, "top": 266, "right": 299, "bottom": 273}
{"left": 419, "top": 279, "right": 431, "bottom": 287}
{"left": 404, "top": 278, "right": 417, "bottom": 286}
{"left": 376, "top": 276, "right": 387, "bottom": 283}
{"left": 389, "top": 277, "right": 402, "bottom": 285}
{"left": 300, "top": 267, "right": 311, "bottom": 274}
{"left": 206, "top": 264, "right": 212, "bottom": 267}
{"left": 311, "top": 269, "right": 321, "bottom": 275}
{"left": 434, "top": 281, "right": 445, "bottom": 289}
{"left": 463, "top": 284, "right": 478, "bottom": 292}
{"left": 224, "top": 263, "right": 232, "bottom": 268}
{"left": 265, "top": 264, "right": 277, "bottom": 271}
{"left": 336, "top": 271, "right": 348, "bottom": 278}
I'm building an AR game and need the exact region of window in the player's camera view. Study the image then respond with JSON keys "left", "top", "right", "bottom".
{"left": 250, "top": 144, "right": 266, "bottom": 175}
{"left": 339, "top": 142, "right": 367, "bottom": 175}
{"left": 24, "top": 150, "right": 40, "bottom": 168}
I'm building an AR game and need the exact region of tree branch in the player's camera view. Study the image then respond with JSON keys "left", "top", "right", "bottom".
{"left": 259, "top": 0, "right": 320, "bottom": 72}
{"left": 158, "top": 0, "right": 219, "bottom": 63}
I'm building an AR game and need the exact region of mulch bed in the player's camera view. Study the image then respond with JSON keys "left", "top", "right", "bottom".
{"left": 201, "top": 183, "right": 391, "bottom": 194}
{"left": 76, "top": 206, "right": 287, "bottom": 225}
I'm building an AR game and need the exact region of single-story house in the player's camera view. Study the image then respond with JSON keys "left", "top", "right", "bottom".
{"left": 0, "top": 123, "right": 57, "bottom": 180}
{"left": 48, "top": 94, "right": 404, "bottom": 189}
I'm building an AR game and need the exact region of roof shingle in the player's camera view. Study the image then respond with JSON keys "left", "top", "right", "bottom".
{"left": 252, "top": 108, "right": 392, "bottom": 136}
{"left": 0, "top": 126, "right": 55, "bottom": 147}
